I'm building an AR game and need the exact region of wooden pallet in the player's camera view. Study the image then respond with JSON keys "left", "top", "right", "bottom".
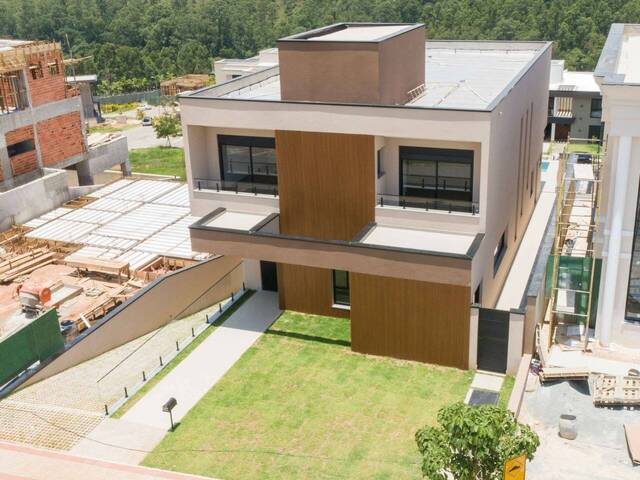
{"left": 593, "top": 374, "right": 640, "bottom": 406}
{"left": 539, "top": 367, "right": 590, "bottom": 382}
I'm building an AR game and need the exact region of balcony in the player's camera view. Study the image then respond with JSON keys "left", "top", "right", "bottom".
{"left": 194, "top": 178, "right": 278, "bottom": 197}
{"left": 377, "top": 193, "right": 479, "bottom": 215}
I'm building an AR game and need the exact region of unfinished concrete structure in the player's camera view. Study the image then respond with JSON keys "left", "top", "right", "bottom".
{"left": 182, "top": 23, "right": 552, "bottom": 372}
{"left": 0, "top": 39, "right": 130, "bottom": 194}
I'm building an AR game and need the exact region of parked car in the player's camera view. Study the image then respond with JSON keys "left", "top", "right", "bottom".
{"left": 575, "top": 152, "right": 593, "bottom": 163}
{"left": 137, "top": 104, "right": 152, "bottom": 111}
{"left": 141, "top": 116, "right": 153, "bottom": 126}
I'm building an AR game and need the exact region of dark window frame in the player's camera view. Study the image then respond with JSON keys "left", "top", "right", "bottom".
{"left": 399, "top": 146, "right": 474, "bottom": 204}
{"left": 7, "top": 139, "right": 35, "bottom": 157}
{"left": 590, "top": 97, "right": 602, "bottom": 119}
{"left": 493, "top": 230, "right": 507, "bottom": 275}
{"left": 217, "top": 134, "right": 277, "bottom": 185}
{"left": 332, "top": 270, "right": 350, "bottom": 307}
{"left": 376, "top": 148, "right": 384, "bottom": 179}
{"left": 625, "top": 179, "right": 640, "bottom": 323}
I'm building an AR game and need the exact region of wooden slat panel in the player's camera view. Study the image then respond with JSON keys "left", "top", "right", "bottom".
{"left": 350, "top": 272, "right": 470, "bottom": 369}
{"left": 277, "top": 263, "right": 349, "bottom": 318}
{"left": 276, "top": 130, "right": 375, "bottom": 241}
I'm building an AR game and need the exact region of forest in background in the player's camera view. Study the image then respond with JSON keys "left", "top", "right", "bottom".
{"left": 1, "top": 0, "right": 640, "bottom": 94}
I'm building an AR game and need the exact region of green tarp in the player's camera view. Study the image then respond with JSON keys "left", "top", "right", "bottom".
{"left": 0, "top": 309, "right": 64, "bottom": 386}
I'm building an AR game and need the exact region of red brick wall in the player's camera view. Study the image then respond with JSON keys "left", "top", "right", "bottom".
{"left": 26, "top": 49, "right": 66, "bottom": 107}
{"left": 10, "top": 151, "right": 38, "bottom": 176}
{"left": 5, "top": 125, "right": 34, "bottom": 145}
{"left": 37, "top": 112, "right": 85, "bottom": 166}
{"left": 5, "top": 125, "right": 38, "bottom": 177}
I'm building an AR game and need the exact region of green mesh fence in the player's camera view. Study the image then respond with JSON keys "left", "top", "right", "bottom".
{"left": 0, "top": 309, "right": 64, "bottom": 386}
{"left": 546, "top": 256, "right": 602, "bottom": 327}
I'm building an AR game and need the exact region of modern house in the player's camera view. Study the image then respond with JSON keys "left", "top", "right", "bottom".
{"left": 546, "top": 59, "right": 603, "bottom": 142}
{"left": 213, "top": 48, "right": 278, "bottom": 83}
{"left": 593, "top": 24, "right": 640, "bottom": 349}
{"left": 0, "top": 38, "right": 129, "bottom": 191}
{"left": 183, "top": 23, "right": 551, "bottom": 370}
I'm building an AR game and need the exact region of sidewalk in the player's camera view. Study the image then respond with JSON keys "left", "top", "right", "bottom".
{"left": 121, "top": 291, "right": 281, "bottom": 429}
{"left": 0, "top": 440, "right": 213, "bottom": 480}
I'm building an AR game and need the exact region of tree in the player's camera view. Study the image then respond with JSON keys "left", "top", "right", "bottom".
{"left": 153, "top": 114, "right": 181, "bottom": 147}
{"left": 415, "top": 402, "right": 539, "bottom": 480}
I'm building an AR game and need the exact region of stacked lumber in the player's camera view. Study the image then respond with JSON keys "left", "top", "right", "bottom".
{"left": 539, "top": 367, "right": 590, "bottom": 382}
{"left": 593, "top": 374, "right": 640, "bottom": 406}
{"left": 0, "top": 249, "right": 56, "bottom": 283}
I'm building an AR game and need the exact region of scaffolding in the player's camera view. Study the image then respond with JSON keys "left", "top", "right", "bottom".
{"left": 545, "top": 137, "right": 605, "bottom": 351}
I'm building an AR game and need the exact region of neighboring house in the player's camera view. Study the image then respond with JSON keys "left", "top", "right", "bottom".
{"left": 593, "top": 24, "right": 640, "bottom": 349}
{"left": 213, "top": 48, "right": 278, "bottom": 83}
{"left": 182, "top": 23, "right": 551, "bottom": 370}
{"left": 0, "top": 39, "right": 129, "bottom": 189}
{"left": 546, "top": 59, "right": 603, "bottom": 142}
{"left": 160, "top": 74, "right": 211, "bottom": 97}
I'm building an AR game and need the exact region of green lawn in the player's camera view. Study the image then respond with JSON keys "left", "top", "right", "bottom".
{"left": 143, "top": 311, "right": 472, "bottom": 480}
{"left": 567, "top": 143, "right": 601, "bottom": 155}
{"left": 498, "top": 375, "right": 515, "bottom": 409}
{"left": 129, "top": 147, "right": 186, "bottom": 180}
{"left": 112, "top": 291, "right": 253, "bottom": 419}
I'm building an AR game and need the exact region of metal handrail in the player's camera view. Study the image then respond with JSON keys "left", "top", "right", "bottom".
{"left": 377, "top": 193, "right": 479, "bottom": 215}
{"left": 195, "top": 178, "right": 278, "bottom": 197}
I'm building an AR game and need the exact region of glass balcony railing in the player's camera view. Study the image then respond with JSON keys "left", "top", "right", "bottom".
{"left": 377, "top": 193, "right": 479, "bottom": 215}
{"left": 194, "top": 178, "right": 278, "bottom": 196}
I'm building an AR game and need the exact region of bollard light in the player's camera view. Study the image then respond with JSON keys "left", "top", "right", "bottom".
{"left": 163, "top": 397, "right": 178, "bottom": 431}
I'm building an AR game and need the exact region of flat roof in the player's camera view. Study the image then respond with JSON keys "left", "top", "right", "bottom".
{"left": 280, "top": 23, "right": 422, "bottom": 43}
{"left": 191, "top": 41, "right": 546, "bottom": 110}
{"left": 595, "top": 24, "right": 640, "bottom": 86}
{"left": 204, "top": 211, "right": 268, "bottom": 231}
{"left": 360, "top": 225, "right": 476, "bottom": 255}
{"left": 550, "top": 71, "right": 600, "bottom": 94}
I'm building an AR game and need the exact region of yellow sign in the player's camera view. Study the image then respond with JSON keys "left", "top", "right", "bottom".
{"left": 503, "top": 454, "right": 526, "bottom": 480}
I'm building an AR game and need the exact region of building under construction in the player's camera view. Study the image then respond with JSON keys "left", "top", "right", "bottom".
{"left": 0, "top": 38, "right": 131, "bottom": 230}
{"left": 160, "top": 74, "right": 211, "bottom": 97}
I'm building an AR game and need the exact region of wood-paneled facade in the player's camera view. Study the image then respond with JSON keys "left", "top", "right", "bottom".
{"left": 350, "top": 273, "right": 470, "bottom": 369}
{"left": 276, "top": 130, "right": 375, "bottom": 241}
{"left": 277, "top": 263, "right": 349, "bottom": 319}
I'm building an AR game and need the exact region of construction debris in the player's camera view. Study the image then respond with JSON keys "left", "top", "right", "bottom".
{"left": 539, "top": 367, "right": 590, "bottom": 383}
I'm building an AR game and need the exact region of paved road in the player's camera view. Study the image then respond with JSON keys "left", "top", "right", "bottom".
{"left": 122, "top": 291, "right": 281, "bottom": 429}
{"left": 0, "top": 440, "right": 213, "bottom": 480}
{"left": 121, "top": 125, "right": 183, "bottom": 150}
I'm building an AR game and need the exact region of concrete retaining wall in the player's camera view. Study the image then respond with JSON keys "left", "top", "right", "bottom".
{"left": 0, "top": 169, "right": 70, "bottom": 231}
{"left": 19, "top": 255, "right": 243, "bottom": 388}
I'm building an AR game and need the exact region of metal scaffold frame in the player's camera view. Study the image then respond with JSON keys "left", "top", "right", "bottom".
{"left": 546, "top": 137, "right": 605, "bottom": 351}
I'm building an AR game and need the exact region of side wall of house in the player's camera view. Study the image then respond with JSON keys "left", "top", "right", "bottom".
{"left": 37, "top": 112, "right": 85, "bottom": 167}
{"left": 480, "top": 46, "right": 552, "bottom": 307}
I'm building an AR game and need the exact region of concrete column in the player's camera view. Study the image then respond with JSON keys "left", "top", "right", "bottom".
{"left": 121, "top": 159, "right": 132, "bottom": 177}
{"left": 75, "top": 159, "right": 95, "bottom": 186}
{"left": 599, "top": 135, "right": 632, "bottom": 347}
{"left": 550, "top": 97, "right": 557, "bottom": 141}
{"left": 468, "top": 305, "right": 479, "bottom": 370}
{"left": 507, "top": 311, "right": 525, "bottom": 375}
{"left": 0, "top": 135, "right": 12, "bottom": 183}
{"left": 242, "top": 259, "right": 262, "bottom": 290}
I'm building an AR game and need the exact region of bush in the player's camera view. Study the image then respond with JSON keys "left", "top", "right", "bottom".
{"left": 415, "top": 402, "right": 539, "bottom": 480}
{"left": 101, "top": 102, "right": 141, "bottom": 114}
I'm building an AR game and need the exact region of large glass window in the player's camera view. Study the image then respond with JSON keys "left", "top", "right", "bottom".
{"left": 590, "top": 98, "right": 602, "bottom": 119}
{"left": 218, "top": 135, "right": 277, "bottom": 185}
{"left": 625, "top": 183, "right": 640, "bottom": 323}
{"left": 332, "top": 270, "right": 350, "bottom": 307}
{"left": 400, "top": 146, "right": 473, "bottom": 203}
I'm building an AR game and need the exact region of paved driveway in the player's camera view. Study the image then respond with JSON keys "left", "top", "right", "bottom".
{"left": 121, "top": 125, "right": 183, "bottom": 150}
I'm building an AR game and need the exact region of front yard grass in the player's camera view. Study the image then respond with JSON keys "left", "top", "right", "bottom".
{"left": 567, "top": 143, "right": 602, "bottom": 155}
{"left": 129, "top": 147, "right": 185, "bottom": 180}
{"left": 143, "top": 311, "right": 473, "bottom": 480}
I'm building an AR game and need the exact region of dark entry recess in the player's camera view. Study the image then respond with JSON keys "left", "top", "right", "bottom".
{"left": 477, "top": 308, "right": 509, "bottom": 373}
{"left": 260, "top": 261, "right": 278, "bottom": 292}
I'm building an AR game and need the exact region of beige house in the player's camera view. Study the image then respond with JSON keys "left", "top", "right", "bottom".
{"left": 594, "top": 24, "right": 640, "bottom": 349}
{"left": 182, "top": 23, "right": 551, "bottom": 372}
